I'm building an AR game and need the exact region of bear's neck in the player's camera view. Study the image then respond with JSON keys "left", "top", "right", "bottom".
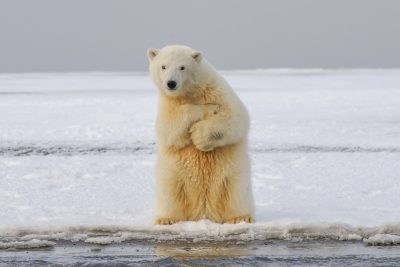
{"left": 161, "top": 84, "right": 221, "bottom": 106}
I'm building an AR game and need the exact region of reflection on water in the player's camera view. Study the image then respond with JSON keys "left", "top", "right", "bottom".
{"left": 155, "top": 241, "right": 254, "bottom": 259}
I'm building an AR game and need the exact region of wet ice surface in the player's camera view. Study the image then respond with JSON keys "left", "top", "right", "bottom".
{"left": 1, "top": 70, "right": 400, "bottom": 264}
{"left": 1, "top": 240, "right": 400, "bottom": 266}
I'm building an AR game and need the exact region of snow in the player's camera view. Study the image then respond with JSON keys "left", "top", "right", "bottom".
{"left": 0, "top": 239, "right": 55, "bottom": 249}
{"left": 0, "top": 69, "right": 400, "bottom": 246}
{"left": 364, "top": 234, "right": 400, "bottom": 246}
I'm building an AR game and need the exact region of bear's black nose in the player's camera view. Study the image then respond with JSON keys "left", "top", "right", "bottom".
{"left": 167, "top": 80, "right": 177, "bottom": 90}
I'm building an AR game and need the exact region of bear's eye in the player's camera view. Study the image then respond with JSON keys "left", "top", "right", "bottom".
{"left": 180, "top": 66, "right": 185, "bottom": 71}
{"left": 161, "top": 65, "right": 166, "bottom": 70}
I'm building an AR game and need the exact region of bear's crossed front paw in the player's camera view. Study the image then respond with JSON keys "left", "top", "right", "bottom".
{"left": 189, "top": 121, "right": 220, "bottom": 152}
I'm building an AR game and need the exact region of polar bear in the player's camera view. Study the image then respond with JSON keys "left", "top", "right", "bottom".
{"left": 147, "top": 45, "right": 255, "bottom": 225}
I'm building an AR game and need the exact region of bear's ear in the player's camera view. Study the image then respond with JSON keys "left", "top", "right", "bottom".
{"left": 191, "top": 51, "right": 203, "bottom": 63}
{"left": 147, "top": 48, "right": 159, "bottom": 61}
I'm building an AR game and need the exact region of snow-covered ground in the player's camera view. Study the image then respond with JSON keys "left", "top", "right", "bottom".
{"left": 0, "top": 70, "right": 400, "bottom": 247}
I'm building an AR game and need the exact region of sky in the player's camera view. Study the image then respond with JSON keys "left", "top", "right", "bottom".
{"left": 0, "top": 0, "right": 399, "bottom": 72}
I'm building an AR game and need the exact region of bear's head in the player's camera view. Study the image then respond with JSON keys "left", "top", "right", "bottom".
{"left": 147, "top": 45, "right": 204, "bottom": 97}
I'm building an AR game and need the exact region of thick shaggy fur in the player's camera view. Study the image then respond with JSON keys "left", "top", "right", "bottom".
{"left": 148, "top": 45, "right": 255, "bottom": 224}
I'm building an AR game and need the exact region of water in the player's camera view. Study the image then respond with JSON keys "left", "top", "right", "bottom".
{"left": 1, "top": 240, "right": 400, "bottom": 266}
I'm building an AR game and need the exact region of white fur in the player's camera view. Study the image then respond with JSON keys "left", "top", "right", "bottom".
{"left": 148, "top": 45, "right": 255, "bottom": 224}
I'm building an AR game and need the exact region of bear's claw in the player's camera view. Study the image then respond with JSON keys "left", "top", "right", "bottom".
{"left": 155, "top": 218, "right": 178, "bottom": 225}
{"left": 226, "top": 215, "right": 255, "bottom": 224}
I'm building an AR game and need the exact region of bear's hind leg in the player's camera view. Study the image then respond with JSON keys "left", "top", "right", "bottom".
{"left": 220, "top": 155, "right": 255, "bottom": 224}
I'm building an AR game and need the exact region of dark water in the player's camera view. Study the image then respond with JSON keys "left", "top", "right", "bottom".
{"left": 1, "top": 240, "right": 400, "bottom": 266}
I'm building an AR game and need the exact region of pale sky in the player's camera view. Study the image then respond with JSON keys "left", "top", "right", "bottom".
{"left": 0, "top": 0, "right": 399, "bottom": 72}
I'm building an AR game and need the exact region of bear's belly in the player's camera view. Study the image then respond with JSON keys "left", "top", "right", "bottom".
{"left": 167, "top": 144, "right": 238, "bottom": 222}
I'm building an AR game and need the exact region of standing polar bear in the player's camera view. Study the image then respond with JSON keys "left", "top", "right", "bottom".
{"left": 147, "top": 45, "right": 255, "bottom": 224}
